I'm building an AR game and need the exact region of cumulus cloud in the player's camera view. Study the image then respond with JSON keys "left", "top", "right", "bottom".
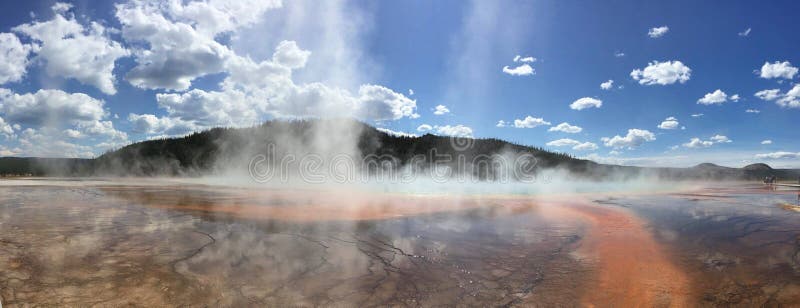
{"left": 272, "top": 40, "right": 311, "bottom": 69}
{"left": 0, "top": 88, "right": 106, "bottom": 126}
{"left": 513, "top": 55, "right": 536, "bottom": 63}
{"left": 631, "top": 60, "right": 691, "bottom": 85}
{"left": 657, "top": 116, "right": 680, "bottom": 129}
{"left": 755, "top": 85, "right": 800, "bottom": 108}
{"left": 502, "top": 64, "right": 534, "bottom": 76}
{"left": 755, "top": 89, "right": 781, "bottom": 101}
{"left": 0, "top": 88, "right": 127, "bottom": 156}
{"left": 710, "top": 135, "right": 732, "bottom": 143}
{"left": 569, "top": 97, "right": 602, "bottom": 110}
{"left": 778, "top": 84, "right": 800, "bottom": 108}
{"left": 127, "top": 113, "right": 196, "bottom": 136}
{"left": 416, "top": 124, "right": 473, "bottom": 137}
{"left": 758, "top": 61, "right": 798, "bottom": 79}
{"left": 416, "top": 124, "right": 432, "bottom": 132}
{"left": 513, "top": 116, "right": 551, "bottom": 128}
{"left": 376, "top": 127, "right": 418, "bottom": 138}
{"left": 573, "top": 142, "right": 598, "bottom": 151}
{"left": 755, "top": 151, "right": 800, "bottom": 159}
{"left": 546, "top": 138, "right": 598, "bottom": 151}
{"left": 495, "top": 120, "right": 507, "bottom": 128}
{"left": 697, "top": 89, "right": 729, "bottom": 105}
{"left": 0, "top": 33, "right": 32, "bottom": 84}
{"left": 600, "top": 79, "right": 614, "bottom": 90}
{"left": 730, "top": 94, "right": 740, "bottom": 102}
{"left": 13, "top": 4, "right": 129, "bottom": 94}
{"left": 548, "top": 122, "right": 582, "bottom": 133}
{"left": 682, "top": 135, "right": 732, "bottom": 148}
{"left": 601, "top": 129, "right": 656, "bottom": 149}
{"left": 433, "top": 104, "right": 450, "bottom": 115}
{"left": 133, "top": 38, "right": 419, "bottom": 134}
{"left": 115, "top": 0, "right": 281, "bottom": 91}
{"left": 0, "top": 116, "right": 13, "bottom": 138}
{"left": 761, "top": 140, "right": 772, "bottom": 145}
{"left": 647, "top": 26, "right": 669, "bottom": 38}
{"left": 683, "top": 138, "right": 713, "bottom": 148}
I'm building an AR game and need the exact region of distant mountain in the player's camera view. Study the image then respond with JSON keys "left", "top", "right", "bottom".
{"left": 1, "top": 119, "right": 798, "bottom": 181}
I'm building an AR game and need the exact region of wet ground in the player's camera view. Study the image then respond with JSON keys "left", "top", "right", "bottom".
{"left": 0, "top": 179, "right": 798, "bottom": 306}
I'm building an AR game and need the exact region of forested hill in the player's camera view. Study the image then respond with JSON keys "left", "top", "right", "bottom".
{"left": 0, "top": 119, "right": 798, "bottom": 181}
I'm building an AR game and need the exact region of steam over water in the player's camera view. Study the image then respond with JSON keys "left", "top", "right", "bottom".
{"left": 0, "top": 178, "right": 799, "bottom": 306}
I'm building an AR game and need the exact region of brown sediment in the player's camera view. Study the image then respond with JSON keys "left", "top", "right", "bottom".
{"left": 779, "top": 203, "right": 800, "bottom": 212}
{"left": 100, "top": 185, "right": 695, "bottom": 306}
{"left": 533, "top": 199, "right": 692, "bottom": 307}
{"left": 100, "top": 186, "right": 495, "bottom": 222}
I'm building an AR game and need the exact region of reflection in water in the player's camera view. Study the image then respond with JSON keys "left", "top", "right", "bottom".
{"left": 600, "top": 185, "right": 800, "bottom": 306}
{"left": 0, "top": 180, "right": 798, "bottom": 306}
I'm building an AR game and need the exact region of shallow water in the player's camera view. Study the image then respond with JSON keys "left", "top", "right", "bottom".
{"left": 0, "top": 179, "right": 798, "bottom": 306}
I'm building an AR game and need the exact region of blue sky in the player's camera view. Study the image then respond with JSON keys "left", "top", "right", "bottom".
{"left": 0, "top": 0, "right": 798, "bottom": 167}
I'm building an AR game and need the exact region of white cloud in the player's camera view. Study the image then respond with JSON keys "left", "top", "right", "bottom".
{"left": 416, "top": 124, "right": 433, "bottom": 132}
{"left": 745, "top": 109, "right": 760, "bottom": 114}
{"left": 657, "top": 116, "right": 680, "bottom": 130}
{"left": 647, "top": 26, "right": 669, "bottom": 38}
{"left": 408, "top": 89, "right": 414, "bottom": 96}
{"left": 433, "top": 104, "right": 450, "bottom": 115}
{"left": 755, "top": 89, "right": 781, "bottom": 101}
{"left": 376, "top": 127, "right": 418, "bottom": 138}
{"left": 63, "top": 128, "right": 82, "bottom": 139}
{"left": 513, "top": 55, "right": 536, "bottom": 63}
{"left": 495, "top": 120, "right": 507, "bottom": 128}
{"left": 755, "top": 85, "right": 800, "bottom": 108}
{"left": 761, "top": 140, "right": 772, "bottom": 145}
{"left": 546, "top": 138, "right": 580, "bottom": 147}
{"left": 513, "top": 116, "right": 551, "bottom": 128}
{"left": 710, "top": 135, "right": 732, "bottom": 143}
{"left": 683, "top": 135, "right": 732, "bottom": 148}
{"left": 16, "top": 128, "right": 96, "bottom": 158}
{"left": 502, "top": 64, "right": 534, "bottom": 76}
{"left": 755, "top": 152, "right": 800, "bottom": 160}
{"left": 730, "top": 94, "right": 740, "bottom": 102}
{"left": 51, "top": 2, "right": 73, "bottom": 13}
{"left": 0, "top": 88, "right": 128, "bottom": 142}
{"left": 272, "top": 40, "right": 311, "bottom": 69}
{"left": 0, "top": 116, "right": 13, "bottom": 138}
{"left": 548, "top": 122, "right": 582, "bottom": 133}
{"left": 0, "top": 33, "right": 32, "bottom": 85}
{"left": 546, "top": 138, "right": 598, "bottom": 151}
{"left": 601, "top": 129, "right": 656, "bottom": 149}
{"left": 614, "top": 51, "right": 625, "bottom": 57}
{"left": 115, "top": 0, "right": 281, "bottom": 91}
{"left": 600, "top": 79, "right": 614, "bottom": 90}
{"left": 758, "top": 61, "right": 798, "bottom": 79}
{"left": 569, "top": 97, "right": 602, "bottom": 110}
{"left": 738, "top": 27, "right": 751, "bottom": 37}
{"left": 573, "top": 142, "right": 599, "bottom": 151}
{"left": 691, "top": 113, "right": 704, "bottom": 118}
{"left": 0, "top": 88, "right": 105, "bottom": 126}
{"left": 697, "top": 89, "right": 728, "bottom": 105}
{"left": 137, "top": 40, "right": 419, "bottom": 133}
{"left": 631, "top": 60, "right": 691, "bottom": 85}
{"left": 127, "top": 113, "right": 196, "bottom": 136}
{"left": 417, "top": 124, "right": 473, "bottom": 138}
{"left": 778, "top": 84, "right": 800, "bottom": 108}
{"left": 682, "top": 138, "right": 713, "bottom": 148}
{"left": 13, "top": 5, "right": 130, "bottom": 94}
